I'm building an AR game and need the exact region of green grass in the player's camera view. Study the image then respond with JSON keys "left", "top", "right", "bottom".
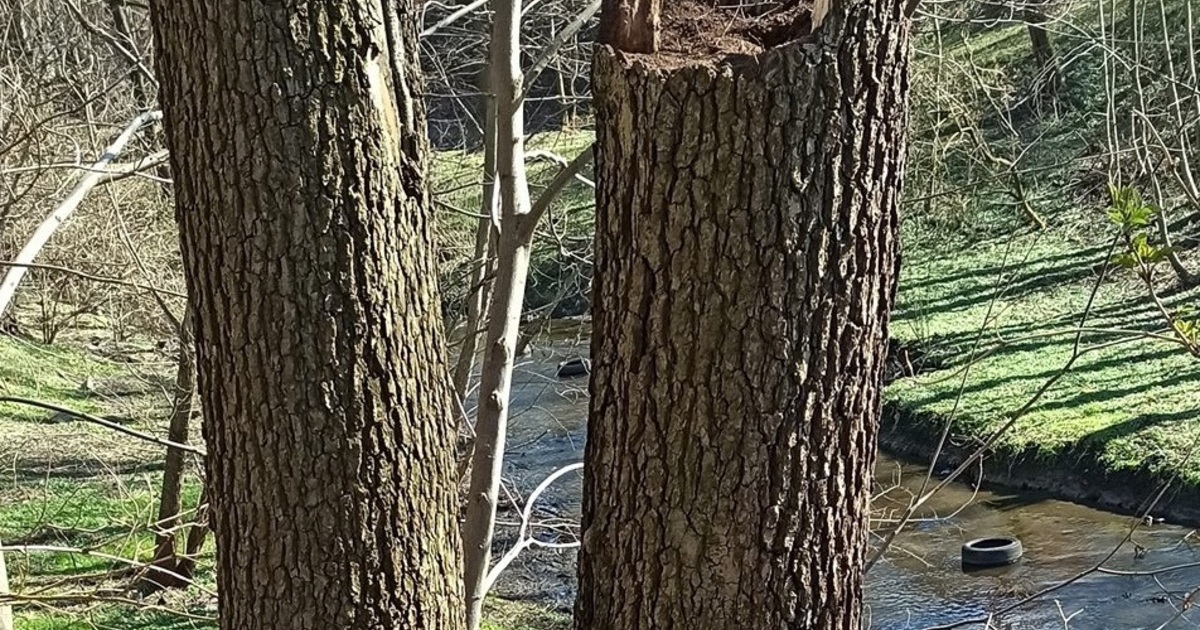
{"left": 16, "top": 611, "right": 214, "bottom": 630}
{"left": 13, "top": 599, "right": 563, "bottom": 630}
{"left": 433, "top": 129, "right": 596, "bottom": 317}
{"left": 481, "top": 599, "right": 570, "bottom": 630}
{"left": 884, "top": 0, "right": 1200, "bottom": 489}
{"left": 888, "top": 229, "right": 1200, "bottom": 483}
{"left": 1, "top": 474, "right": 205, "bottom": 578}
{"left": 1, "top": 470, "right": 557, "bottom": 630}
{"left": 0, "top": 335, "right": 117, "bottom": 421}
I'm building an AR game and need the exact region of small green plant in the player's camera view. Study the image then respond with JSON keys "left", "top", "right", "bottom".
{"left": 1106, "top": 184, "right": 1200, "bottom": 357}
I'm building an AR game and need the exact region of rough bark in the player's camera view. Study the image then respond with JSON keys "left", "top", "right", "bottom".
{"left": 576, "top": 3, "right": 911, "bottom": 628}
{"left": 149, "top": 1, "right": 465, "bottom": 629}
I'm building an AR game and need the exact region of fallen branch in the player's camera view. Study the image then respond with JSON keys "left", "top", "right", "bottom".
{"left": 0, "top": 544, "right": 213, "bottom": 597}
{"left": 0, "top": 110, "right": 163, "bottom": 319}
{"left": 420, "top": 0, "right": 488, "bottom": 39}
{"left": 0, "top": 592, "right": 214, "bottom": 622}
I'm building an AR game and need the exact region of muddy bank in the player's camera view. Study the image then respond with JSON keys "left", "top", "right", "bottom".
{"left": 879, "top": 403, "right": 1200, "bottom": 528}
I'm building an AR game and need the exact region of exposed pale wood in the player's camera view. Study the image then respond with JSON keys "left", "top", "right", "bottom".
{"left": 813, "top": 0, "right": 833, "bottom": 28}
{"left": 600, "top": 0, "right": 660, "bottom": 52}
{"left": 0, "top": 538, "right": 12, "bottom": 630}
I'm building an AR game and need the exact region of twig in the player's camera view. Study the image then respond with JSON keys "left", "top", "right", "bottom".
{"left": 483, "top": 462, "right": 583, "bottom": 593}
{"left": 0, "top": 545, "right": 213, "bottom": 596}
{"left": 64, "top": 0, "right": 158, "bottom": 89}
{"left": 521, "top": 0, "right": 602, "bottom": 102}
{"left": 921, "top": 434, "right": 1200, "bottom": 629}
{"left": 421, "top": 0, "right": 489, "bottom": 39}
{"left": 0, "top": 397, "right": 205, "bottom": 456}
{"left": 0, "top": 110, "right": 163, "bottom": 319}
{"left": 0, "top": 592, "right": 214, "bottom": 622}
{"left": 519, "top": 144, "right": 594, "bottom": 240}
{"left": 0, "top": 262, "right": 186, "bottom": 299}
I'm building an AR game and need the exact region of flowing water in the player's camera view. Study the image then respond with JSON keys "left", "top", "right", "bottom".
{"left": 481, "top": 330, "right": 1200, "bottom": 629}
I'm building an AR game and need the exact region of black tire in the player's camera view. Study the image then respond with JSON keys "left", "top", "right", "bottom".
{"left": 961, "top": 537, "right": 1023, "bottom": 568}
{"left": 556, "top": 357, "right": 591, "bottom": 379}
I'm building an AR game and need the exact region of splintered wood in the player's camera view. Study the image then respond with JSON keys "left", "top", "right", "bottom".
{"left": 600, "top": 0, "right": 660, "bottom": 52}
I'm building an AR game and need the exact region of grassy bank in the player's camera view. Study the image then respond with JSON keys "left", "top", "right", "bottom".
{"left": 883, "top": 225, "right": 1200, "bottom": 520}
{"left": 878, "top": 0, "right": 1200, "bottom": 517}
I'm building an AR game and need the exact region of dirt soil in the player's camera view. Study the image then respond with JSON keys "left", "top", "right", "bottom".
{"left": 640, "top": 0, "right": 814, "bottom": 68}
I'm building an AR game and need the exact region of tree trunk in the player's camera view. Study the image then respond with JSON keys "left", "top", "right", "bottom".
{"left": 106, "top": 0, "right": 150, "bottom": 107}
{"left": 461, "top": 0, "right": 533, "bottom": 627}
{"left": 1024, "top": 0, "right": 1060, "bottom": 94}
{"left": 452, "top": 70, "right": 500, "bottom": 404}
{"left": 1026, "top": 4, "right": 1054, "bottom": 66}
{"left": 575, "top": 2, "right": 911, "bottom": 628}
{"left": 141, "top": 308, "right": 198, "bottom": 592}
{"left": 149, "top": 1, "right": 465, "bottom": 629}
{"left": 0, "top": 538, "right": 11, "bottom": 630}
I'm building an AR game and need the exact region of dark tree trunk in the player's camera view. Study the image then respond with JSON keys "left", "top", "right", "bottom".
{"left": 149, "top": 1, "right": 465, "bottom": 629}
{"left": 575, "top": 2, "right": 911, "bottom": 628}
{"left": 152, "top": 309, "right": 194, "bottom": 556}
{"left": 1028, "top": 17, "right": 1053, "bottom": 67}
{"left": 1024, "top": 0, "right": 1060, "bottom": 94}
{"left": 105, "top": 0, "right": 150, "bottom": 107}
{"left": 138, "top": 308, "right": 199, "bottom": 593}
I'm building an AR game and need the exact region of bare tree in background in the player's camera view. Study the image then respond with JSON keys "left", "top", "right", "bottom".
{"left": 150, "top": 0, "right": 465, "bottom": 628}
{"left": 459, "top": 1, "right": 597, "bottom": 627}
{"left": 1023, "top": 0, "right": 1061, "bottom": 93}
{"left": 576, "top": 0, "right": 912, "bottom": 627}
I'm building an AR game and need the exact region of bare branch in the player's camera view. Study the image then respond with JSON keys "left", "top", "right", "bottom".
{"left": 520, "top": 143, "right": 594, "bottom": 240}
{"left": 0, "top": 110, "right": 163, "bottom": 319}
{"left": 483, "top": 462, "right": 583, "bottom": 593}
{"left": 0, "top": 397, "right": 205, "bottom": 456}
{"left": 521, "top": 0, "right": 601, "bottom": 102}
{"left": 421, "top": 0, "right": 489, "bottom": 39}
{"left": 0, "top": 261, "right": 186, "bottom": 298}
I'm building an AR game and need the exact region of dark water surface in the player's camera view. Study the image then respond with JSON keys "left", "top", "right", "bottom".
{"left": 481, "top": 333, "right": 1200, "bottom": 629}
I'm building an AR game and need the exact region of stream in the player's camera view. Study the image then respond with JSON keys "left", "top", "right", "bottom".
{"left": 480, "top": 330, "right": 1200, "bottom": 629}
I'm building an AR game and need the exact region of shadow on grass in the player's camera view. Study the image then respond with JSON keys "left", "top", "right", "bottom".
{"left": 1077, "top": 408, "right": 1200, "bottom": 453}
{"left": 901, "top": 241, "right": 1111, "bottom": 296}
{"left": 901, "top": 345, "right": 1187, "bottom": 410}
{"left": 10, "top": 458, "right": 165, "bottom": 482}
{"left": 903, "top": 251, "right": 1107, "bottom": 319}
{"left": 1026, "top": 367, "right": 1200, "bottom": 417}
